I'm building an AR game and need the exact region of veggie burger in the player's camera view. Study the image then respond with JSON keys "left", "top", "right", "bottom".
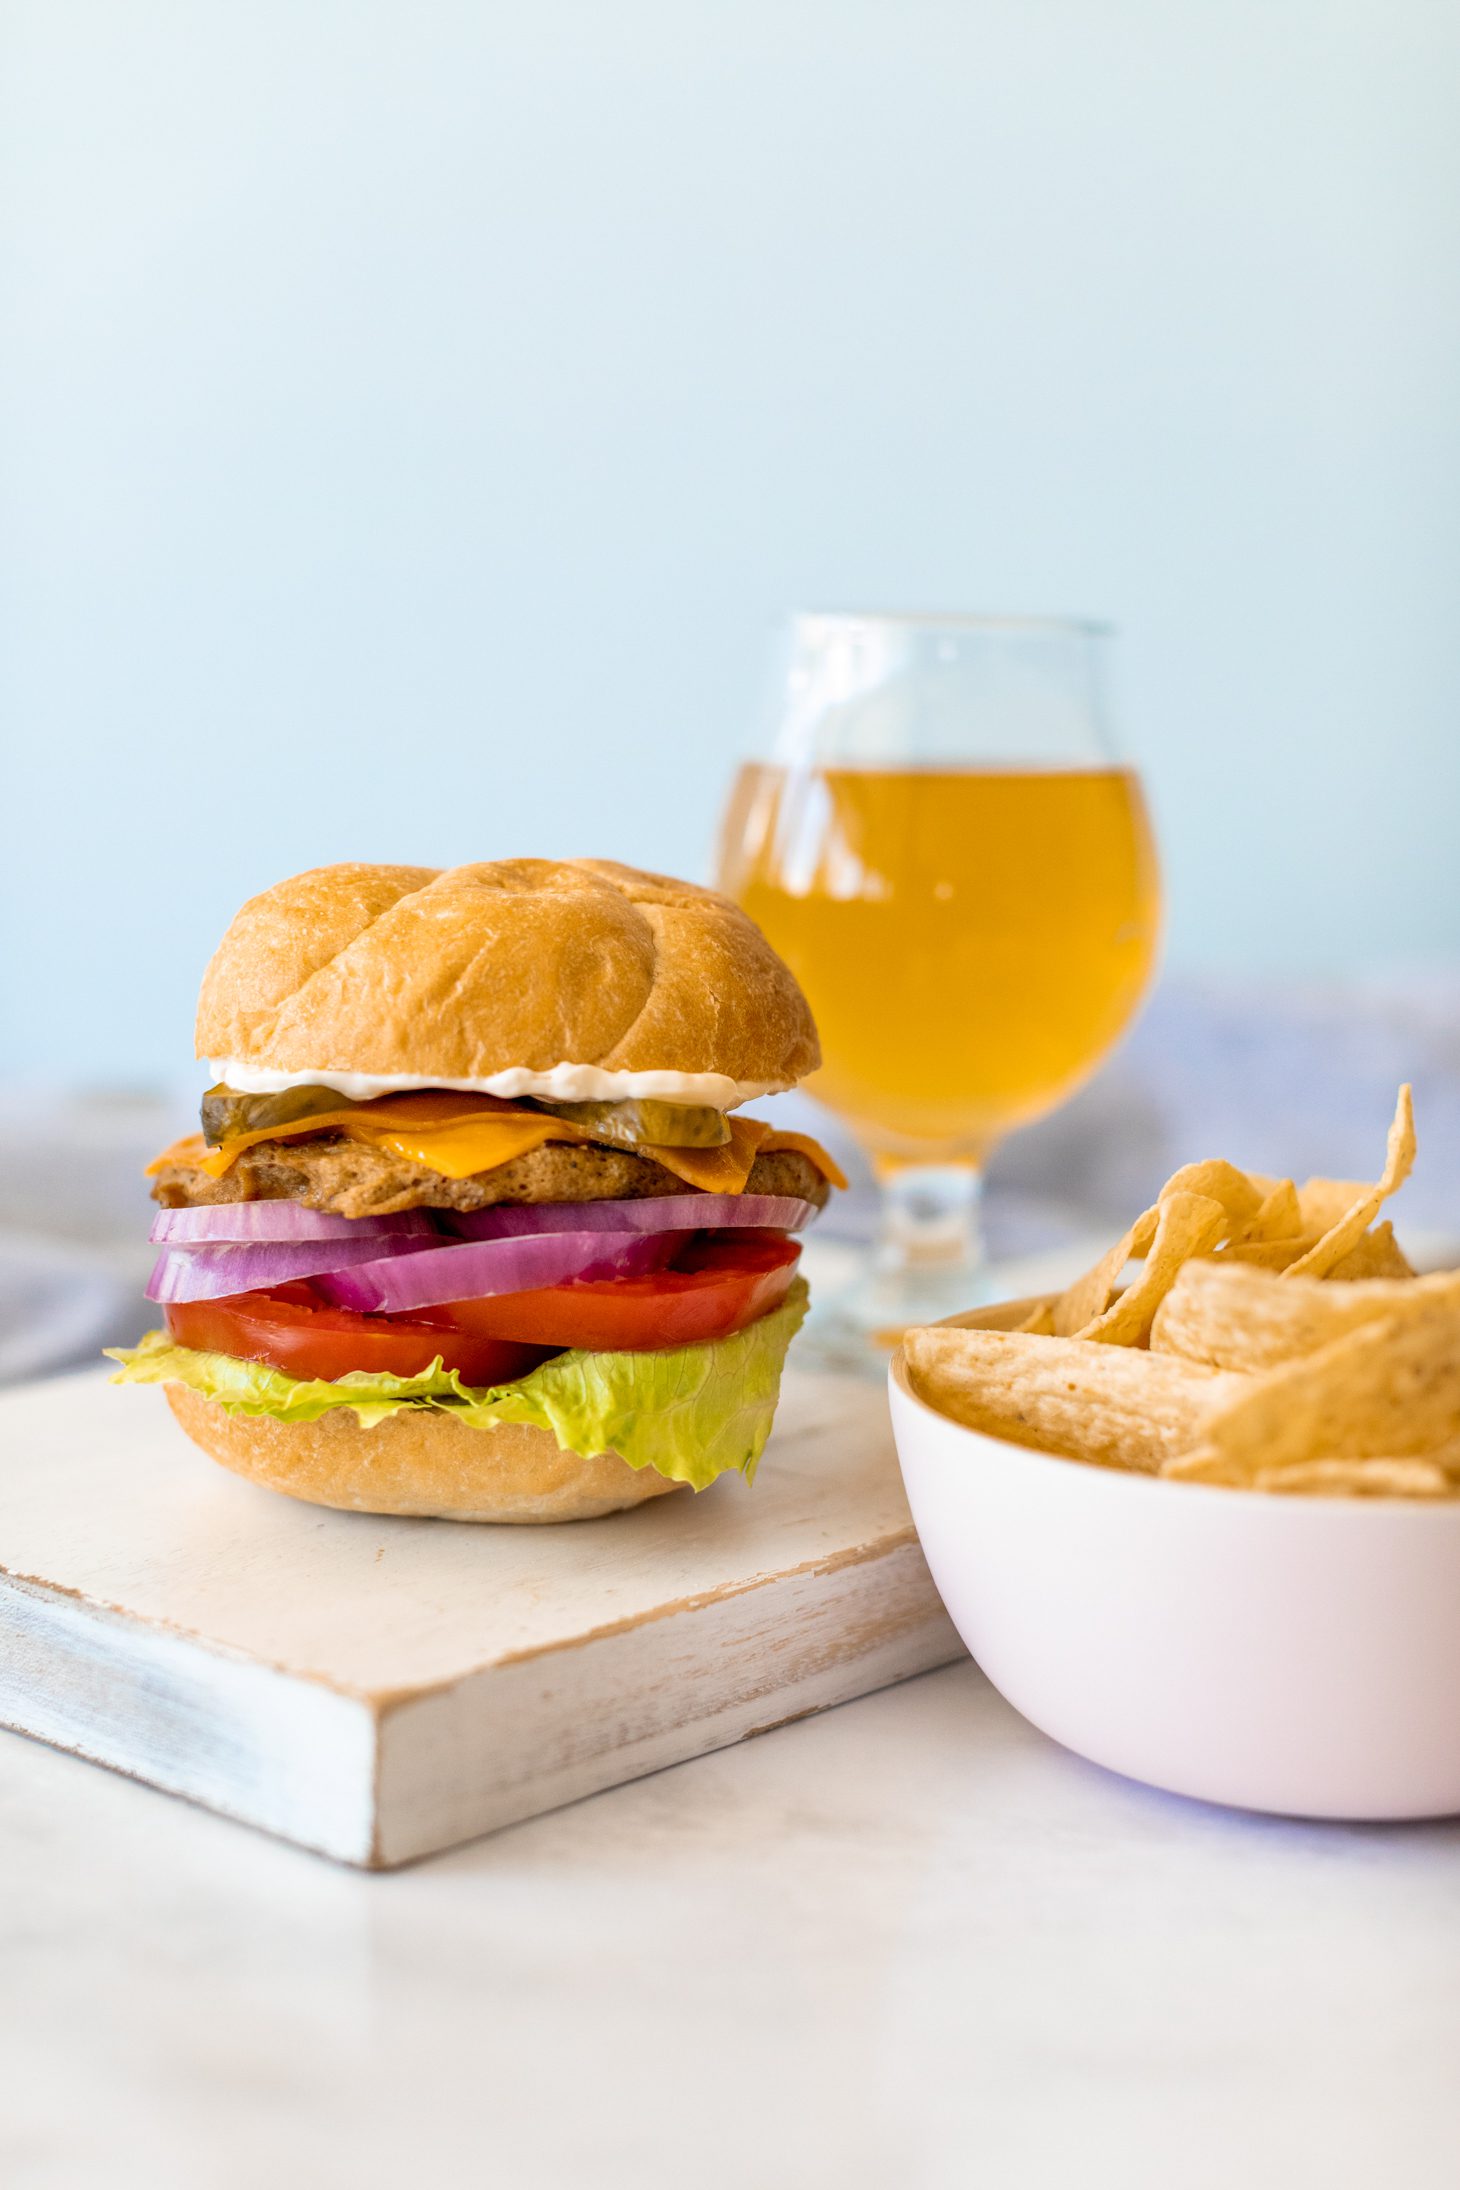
{"left": 110, "top": 859, "right": 844, "bottom": 1522}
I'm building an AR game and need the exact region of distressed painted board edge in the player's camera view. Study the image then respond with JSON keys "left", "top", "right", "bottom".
{"left": 0, "top": 1535, "right": 961, "bottom": 1868}
{"left": 373, "top": 1530, "right": 961, "bottom": 1866}
{"left": 0, "top": 1573, "right": 379, "bottom": 1863}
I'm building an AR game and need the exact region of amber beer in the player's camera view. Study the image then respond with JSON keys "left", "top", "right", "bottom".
{"left": 716, "top": 763, "right": 1161, "bottom": 1164}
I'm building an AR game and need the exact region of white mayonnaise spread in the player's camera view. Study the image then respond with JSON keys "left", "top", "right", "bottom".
{"left": 206, "top": 1061, "right": 783, "bottom": 1108}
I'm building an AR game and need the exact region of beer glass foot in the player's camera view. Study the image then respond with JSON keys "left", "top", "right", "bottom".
{"left": 795, "top": 1165, "right": 998, "bottom": 1378}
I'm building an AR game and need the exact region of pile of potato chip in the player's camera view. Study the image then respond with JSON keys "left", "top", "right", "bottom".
{"left": 905, "top": 1085, "right": 1460, "bottom": 1498}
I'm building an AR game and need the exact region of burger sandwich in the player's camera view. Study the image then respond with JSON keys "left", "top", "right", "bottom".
{"left": 110, "top": 860, "right": 844, "bottom": 1523}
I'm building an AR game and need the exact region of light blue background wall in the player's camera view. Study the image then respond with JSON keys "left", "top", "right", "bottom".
{"left": 5, "top": 1, "right": 1459, "bottom": 1080}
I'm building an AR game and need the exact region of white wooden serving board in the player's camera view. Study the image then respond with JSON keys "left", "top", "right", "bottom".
{"left": 0, "top": 1366, "right": 962, "bottom": 1867}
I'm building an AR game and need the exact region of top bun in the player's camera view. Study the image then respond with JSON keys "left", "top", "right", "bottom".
{"left": 196, "top": 859, "right": 820, "bottom": 1090}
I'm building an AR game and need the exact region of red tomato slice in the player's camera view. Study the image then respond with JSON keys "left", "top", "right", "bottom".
{"left": 165, "top": 1283, "right": 551, "bottom": 1387}
{"left": 162, "top": 1234, "right": 802, "bottom": 1384}
{"left": 435, "top": 1232, "right": 801, "bottom": 1352}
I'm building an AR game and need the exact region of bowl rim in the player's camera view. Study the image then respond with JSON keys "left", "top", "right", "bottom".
{"left": 889, "top": 1298, "right": 1460, "bottom": 1524}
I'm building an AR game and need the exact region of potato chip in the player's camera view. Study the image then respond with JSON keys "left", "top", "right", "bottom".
{"left": 1038, "top": 1148, "right": 1322, "bottom": 1347}
{"left": 1328, "top": 1220, "right": 1415, "bottom": 1281}
{"left": 1077, "top": 1192, "right": 1227, "bottom": 1346}
{"left": 1397, "top": 1436, "right": 1460, "bottom": 1480}
{"left": 1195, "top": 1292, "right": 1460, "bottom": 1470}
{"left": 1226, "top": 1223, "right": 1410, "bottom": 1277}
{"left": 1218, "top": 1236, "right": 1321, "bottom": 1271}
{"left": 1158, "top": 1160, "right": 1265, "bottom": 1231}
{"left": 1150, "top": 1261, "right": 1460, "bottom": 1373}
{"left": 1253, "top": 1456, "right": 1456, "bottom": 1498}
{"left": 1284, "top": 1085, "right": 1415, "bottom": 1280}
{"left": 1161, "top": 1445, "right": 1458, "bottom": 1496}
{"left": 1044, "top": 1205, "right": 1160, "bottom": 1338}
{"left": 904, "top": 1325, "right": 1238, "bottom": 1473}
{"left": 1159, "top": 1444, "right": 1255, "bottom": 1487}
{"left": 1241, "top": 1178, "right": 1301, "bottom": 1244}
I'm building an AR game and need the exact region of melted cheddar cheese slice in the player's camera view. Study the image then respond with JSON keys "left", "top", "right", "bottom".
{"left": 147, "top": 1097, "right": 847, "bottom": 1196}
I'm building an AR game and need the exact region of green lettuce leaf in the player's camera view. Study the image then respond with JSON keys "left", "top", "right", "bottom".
{"left": 107, "top": 1276, "right": 808, "bottom": 1492}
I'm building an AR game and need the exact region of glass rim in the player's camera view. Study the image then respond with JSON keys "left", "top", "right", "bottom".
{"left": 792, "top": 609, "right": 1113, "bottom": 639}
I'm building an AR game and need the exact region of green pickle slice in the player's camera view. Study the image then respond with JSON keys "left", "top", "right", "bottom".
{"left": 533, "top": 1099, "right": 731, "bottom": 1150}
{"left": 200, "top": 1084, "right": 355, "bottom": 1147}
{"left": 199, "top": 1085, "right": 731, "bottom": 1153}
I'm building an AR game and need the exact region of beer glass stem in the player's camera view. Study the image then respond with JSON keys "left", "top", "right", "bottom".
{"left": 868, "top": 1160, "right": 987, "bottom": 1330}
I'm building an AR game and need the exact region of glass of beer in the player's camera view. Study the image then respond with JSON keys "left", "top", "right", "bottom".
{"left": 714, "top": 612, "right": 1161, "bottom": 1353}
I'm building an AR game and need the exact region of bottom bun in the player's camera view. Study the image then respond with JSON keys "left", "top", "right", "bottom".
{"left": 165, "top": 1384, "right": 684, "bottom": 1524}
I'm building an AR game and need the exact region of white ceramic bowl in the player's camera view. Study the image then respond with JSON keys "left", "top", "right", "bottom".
{"left": 889, "top": 1303, "right": 1460, "bottom": 1820}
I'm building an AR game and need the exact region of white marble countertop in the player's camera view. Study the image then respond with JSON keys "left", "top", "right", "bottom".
{"left": 5, "top": 1660, "right": 1458, "bottom": 2190}
{"left": 7, "top": 1025, "right": 1460, "bottom": 2185}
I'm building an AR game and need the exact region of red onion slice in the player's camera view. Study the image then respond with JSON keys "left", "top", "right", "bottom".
{"left": 314, "top": 1228, "right": 674, "bottom": 1315}
{"left": 151, "top": 1204, "right": 438, "bottom": 1246}
{"left": 146, "top": 1233, "right": 441, "bottom": 1304}
{"left": 442, "top": 1194, "right": 815, "bottom": 1242}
